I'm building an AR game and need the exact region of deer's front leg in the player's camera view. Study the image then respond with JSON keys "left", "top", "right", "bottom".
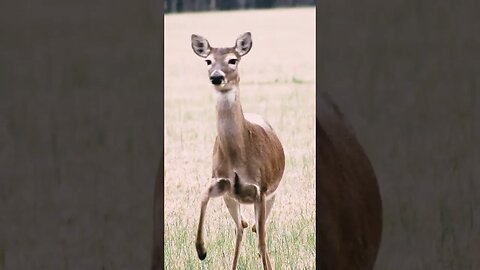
{"left": 196, "top": 178, "right": 230, "bottom": 260}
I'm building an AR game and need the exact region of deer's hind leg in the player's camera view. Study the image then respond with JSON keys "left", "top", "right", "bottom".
{"left": 255, "top": 192, "right": 272, "bottom": 270}
{"left": 252, "top": 194, "right": 275, "bottom": 233}
{"left": 195, "top": 178, "right": 230, "bottom": 260}
{"left": 224, "top": 195, "right": 248, "bottom": 270}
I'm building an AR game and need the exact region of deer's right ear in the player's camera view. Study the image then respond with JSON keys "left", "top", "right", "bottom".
{"left": 191, "top": 34, "right": 211, "bottom": 58}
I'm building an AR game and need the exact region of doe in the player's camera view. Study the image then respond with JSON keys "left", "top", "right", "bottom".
{"left": 191, "top": 32, "right": 285, "bottom": 270}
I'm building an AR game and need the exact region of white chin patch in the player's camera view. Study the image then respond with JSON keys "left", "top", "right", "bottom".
{"left": 214, "top": 87, "right": 236, "bottom": 106}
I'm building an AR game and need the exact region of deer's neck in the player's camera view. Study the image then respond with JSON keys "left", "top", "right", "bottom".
{"left": 215, "top": 87, "right": 246, "bottom": 162}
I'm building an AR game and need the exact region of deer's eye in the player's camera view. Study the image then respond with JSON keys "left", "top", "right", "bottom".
{"left": 205, "top": 60, "right": 212, "bottom": 65}
{"left": 228, "top": 59, "right": 237, "bottom": 65}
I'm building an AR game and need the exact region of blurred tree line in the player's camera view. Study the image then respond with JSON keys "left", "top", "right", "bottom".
{"left": 164, "top": 0, "right": 314, "bottom": 13}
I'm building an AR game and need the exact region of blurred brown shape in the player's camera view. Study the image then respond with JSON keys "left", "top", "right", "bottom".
{"left": 317, "top": 92, "right": 383, "bottom": 270}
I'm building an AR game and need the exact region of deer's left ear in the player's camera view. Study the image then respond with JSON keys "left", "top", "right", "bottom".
{"left": 235, "top": 32, "right": 252, "bottom": 56}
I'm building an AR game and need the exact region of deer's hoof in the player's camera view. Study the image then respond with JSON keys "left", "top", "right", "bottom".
{"left": 241, "top": 220, "right": 248, "bottom": 229}
{"left": 196, "top": 243, "right": 207, "bottom": 260}
{"left": 252, "top": 224, "right": 256, "bottom": 233}
{"left": 198, "top": 251, "right": 207, "bottom": 260}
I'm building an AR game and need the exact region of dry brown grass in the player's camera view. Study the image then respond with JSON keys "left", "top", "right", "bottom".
{"left": 164, "top": 7, "right": 315, "bottom": 269}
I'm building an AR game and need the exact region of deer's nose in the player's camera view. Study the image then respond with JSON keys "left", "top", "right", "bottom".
{"left": 210, "top": 74, "right": 224, "bottom": 85}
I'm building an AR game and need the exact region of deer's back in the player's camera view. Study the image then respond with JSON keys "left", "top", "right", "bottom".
{"left": 243, "top": 113, "right": 285, "bottom": 194}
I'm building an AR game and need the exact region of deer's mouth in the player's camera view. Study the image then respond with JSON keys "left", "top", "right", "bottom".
{"left": 215, "top": 86, "right": 232, "bottom": 93}
{"left": 213, "top": 81, "right": 232, "bottom": 92}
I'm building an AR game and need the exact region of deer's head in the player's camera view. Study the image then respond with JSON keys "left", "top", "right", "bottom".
{"left": 191, "top": 32, "right": 252, "bottom": 92}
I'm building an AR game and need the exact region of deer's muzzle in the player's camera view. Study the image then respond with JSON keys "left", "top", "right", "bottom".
{"left": 210, "top": 75, "right": 224, "bottom": 85}
{"left": 210, "top": 71, "right": 225, "bottom": 85}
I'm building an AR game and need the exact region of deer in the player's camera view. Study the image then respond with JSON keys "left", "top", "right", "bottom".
{"left": 190, "top": 32, "right": 285, "bottom": 270}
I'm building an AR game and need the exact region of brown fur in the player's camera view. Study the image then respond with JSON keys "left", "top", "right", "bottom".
{"left": 212, "top": 101, "right": 285, "bottom": 196}
{"left": 316, "top": 92, "right": 383, "bottom": 270}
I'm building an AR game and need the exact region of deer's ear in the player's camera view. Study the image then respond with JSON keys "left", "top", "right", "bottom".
{"left": 235, "top": 32, "right": 252, "bottom": 56}
{"left": 191, "top": 34, "right": 211, "bottom": 58}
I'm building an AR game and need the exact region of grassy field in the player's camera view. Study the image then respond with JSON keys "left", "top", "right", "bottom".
{"left": 164, "top": 8, "right": 316, "bottom": 269}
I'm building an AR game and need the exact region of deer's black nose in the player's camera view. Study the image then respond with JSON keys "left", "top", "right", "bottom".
{"left": 210, "top": 75, "right": 224, "bottom": 85}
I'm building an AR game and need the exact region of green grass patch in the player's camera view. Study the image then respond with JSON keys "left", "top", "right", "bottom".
{"left": 165, "top": 212, "right": 315, "bottom": 269}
